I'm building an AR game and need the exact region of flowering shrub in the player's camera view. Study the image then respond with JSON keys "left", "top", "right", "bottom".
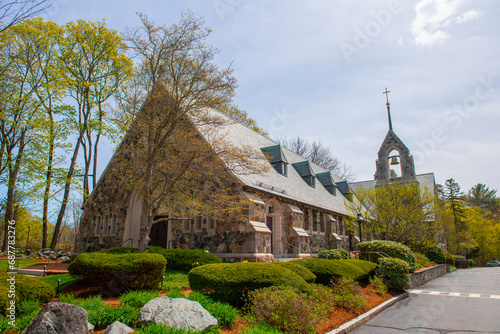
{"left": 331, "top": 277, "right": 367, "bottom": 311}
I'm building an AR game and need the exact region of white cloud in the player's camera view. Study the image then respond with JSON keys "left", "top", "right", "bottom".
{"left": 411, "top": 0, "right": 480, "bottom": 47}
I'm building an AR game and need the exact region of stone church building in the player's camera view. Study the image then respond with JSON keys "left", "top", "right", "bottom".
{"left": 77, "top": 87, "right": 434, "bottom": 262}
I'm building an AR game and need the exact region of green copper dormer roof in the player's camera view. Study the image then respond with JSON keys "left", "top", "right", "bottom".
{"left": 316, "top": 172, "right": 337, "bottom": 187}
{"left": 261, "top": 144, "right": 288, "bottom": 164}
{"left": 292, "top": 161, "right": 315, "bottom": 177}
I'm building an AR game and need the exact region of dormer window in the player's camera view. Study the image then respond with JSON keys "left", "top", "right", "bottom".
{"left": 261, "top": 144, "right": 288, "bottom": 176}
{"left": 292, "top": 161, "right": 316, "bottom": 187}
{"left": 316, "top": 172, "right": 338, "bottom": 195}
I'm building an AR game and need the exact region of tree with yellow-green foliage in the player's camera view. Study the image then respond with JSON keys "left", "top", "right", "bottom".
{"left": 346, "top": 181, "right": 437, "bottom": 246}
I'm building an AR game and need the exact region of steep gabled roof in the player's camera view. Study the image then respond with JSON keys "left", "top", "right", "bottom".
{"left": 195, "top": 108, "right": 349, "bottom": 215}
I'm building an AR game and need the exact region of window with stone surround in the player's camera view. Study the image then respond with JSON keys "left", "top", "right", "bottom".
{"left": 194, "top": 217, "right": 202, "bottom": 232}
{"left": 182, "top": 219, "right": 190, "bottom": 232}
{"left": 110, "top": 215, "right": 117, "bottom": 236}
{"left": 103, "top": 215, "right": 109, "bottom": 236}
{"left": 204, "top": 216, "right": 215, "bottom": 231}
{"left": 320, "top": 213, "right": 326, "bottom": 233}
{"left": 94, "top": 216, "right": 101, "bottom": 236}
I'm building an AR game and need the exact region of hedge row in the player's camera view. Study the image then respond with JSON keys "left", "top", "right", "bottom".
{"left": 68, "top": 253, "right": 166, "bottom": 291}
{"left": 425, "top": 245, "right": 446, "bottom": 264}
{"left": 358, "top": 240, "right": 416, "bottom": 272}
{"left": 99, "top": 247, "right": 139, "bottom": 254}
{"left": 318, "top": 249, "right": 349, "bottom": 260}
{"left": 188, "top": 262, "right": 312, "bottom": 306}
{"left": 145, "top": 246, "right": 221, "bottom": 272}
{"left": 270, "top": 261, "right": 317, "bottom": 283}
{"left": 0, "top": 274, "right": 55, "bottom": 315}
{"left": 291, "top": 259, "right": 377, "bottom": 285}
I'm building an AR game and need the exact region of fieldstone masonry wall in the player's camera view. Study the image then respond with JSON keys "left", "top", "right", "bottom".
{"left": 410, "top": 264, "right": 449, "bottom": 289}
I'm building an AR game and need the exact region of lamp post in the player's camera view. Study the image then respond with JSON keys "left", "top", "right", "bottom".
{"left": 356, "top": 213, "right": 364, "bottom": 242}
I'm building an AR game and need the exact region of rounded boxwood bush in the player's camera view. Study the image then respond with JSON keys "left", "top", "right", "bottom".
{"left": 188, "top": 262, "right": 312, "bottom": 306}
{"left": 318, "top": 249, "right": 349, "bottom": 260}
{"left": 270, "top": 262, "right": 317, "bottom": 283}
{"left": 358, "top": 240, "right": 417, "bottom": 272}
{"left": 377, "top": 257, "right": 410, "bottom": 291}
{"left": 68, "top": 253, "right": 166, "bottom": 291}
{"left": 99, "top": 247, "right": 139, "bottom": 254}
{"left": 0, "top": 274, "right": 55, "bottom": 316}
{"left": 425, "top": 245, "right": 445, "bottom": 264}
{"left": 145, "top": 246, "right": 221, "bottom": 272}
{"left": 291, "top": 259, "right": 376, "bottom": 285}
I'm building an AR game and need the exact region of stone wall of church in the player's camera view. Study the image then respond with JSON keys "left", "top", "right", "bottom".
{"left": 77, "top": 167, "right": 132, "bottom": 253}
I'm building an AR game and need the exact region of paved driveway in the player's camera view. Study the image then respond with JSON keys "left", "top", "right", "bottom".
{"left": 353, "top": 267, "right": 500, "bottom": 333}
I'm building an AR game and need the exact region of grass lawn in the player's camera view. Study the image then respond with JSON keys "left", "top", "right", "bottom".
{"left": 162, "top": 269, "right": 190, "bottom": 291}
{"left": 0, "top": 258, "right": 40, "bottom": 272}
{"left": 39, "top": 273, "right": 83, "bottom": 291}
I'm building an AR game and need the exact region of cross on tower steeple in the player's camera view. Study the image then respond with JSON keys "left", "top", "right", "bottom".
{"left": 383, "top": 87, "right": 393, "bottom": 131}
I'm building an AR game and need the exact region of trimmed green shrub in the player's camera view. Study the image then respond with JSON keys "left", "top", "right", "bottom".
{"left": 188, "top": 292, "right": 240, "bottom": 327}
{"left": 377, "top": 257, "right": 410, "bottom": 291}
{"left": 146, "top": 246, "right": 221, "bottom": 272}
{"left": 270, "top": 262, "right": 316, "bottom": 283}
{"left": 188, "top": 262, "right": 311, "bottom": 306}
{"left": 453, "top": 255, "right": 465, "bottom": 260}
{"left": 291, "top": 259, "right": 376, "bottom": 285}
{"left": 444, "top": 252, "right": 454, "bottom": 265}
{"left": 247, "top": 286, "right": 330, "bottom": 334}
{"left": 0, "top": 273, "right": 55, "bottom": 315}
{"left": 100, "top": 247, "right": 139, "bottom": 254}
{"left": 425, "top": 245, "right": 445, "bottom": 264}
{"left": 318, "top": 248, "right": 349, "bottom": 260}
{"left": 358, "top": 240, "right": 417, "bottom": 272}
{"left": 331, "top": 277, "right": 367, "bottom": 311}
{"left": 68, "top": 253, "right": 166, "bottom": 291}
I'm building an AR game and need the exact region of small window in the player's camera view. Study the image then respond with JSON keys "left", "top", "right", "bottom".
{"left": 206, "top": 216, "right": 215, "bottom": 231}
{"left": 94, "top": 216, "right": 101, "bottom": 236}
{"left": 103, "top": 215, "right": 109, "bottom": 236}
{"left": 110, "top": 215, "right": 117, "bottom": 236}
{"left": 182, "top": 219, "right": 190, "bottom": 233}
{"left": 194, "top": 217, "right": 202, "bottom": 232}
{"left": 283, "top": 163, "right": 288, "bottom": 176}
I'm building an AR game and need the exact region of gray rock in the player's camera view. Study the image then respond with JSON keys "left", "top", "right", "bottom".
{"left": 138, "top": 297, "right": 217, "bottom": 331}
{"left": 87, "top": 322, "right": 94, "bottom": 332}
{"left": 49, "top": 254, "right": 58, "bottom": 260}
{"left": 21, "top": 302, "right": 89, "bottom": 334}
{"left": 58, "top": 256, "right": 71, "bottom": 263}
{"left": 103, "top": 321, "right": 134, "bottom": 334}
{"left": 42, "top": 249, "right": 51, "bottom": 255}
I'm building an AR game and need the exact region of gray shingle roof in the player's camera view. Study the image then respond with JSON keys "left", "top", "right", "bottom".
{"left": 348, "top": 173, "right": 436, "bottom": 194}
{"left": 195, "top": 109, "right": 350, "bottom": 215}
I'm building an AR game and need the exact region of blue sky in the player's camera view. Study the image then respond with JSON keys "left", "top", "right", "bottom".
{"left": 42, "top": 0, "right": 500, "bottom": 193}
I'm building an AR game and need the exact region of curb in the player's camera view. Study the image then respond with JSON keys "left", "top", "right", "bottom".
{"left": 326, "top": 291, "right": 409, "bottom": 334}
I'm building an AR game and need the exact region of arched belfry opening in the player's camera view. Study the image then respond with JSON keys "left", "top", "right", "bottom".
{"left": 374, "top": 88, "right": 416, "bottom": 186}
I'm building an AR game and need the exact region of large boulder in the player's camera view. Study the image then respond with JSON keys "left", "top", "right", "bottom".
{"left": 138, "top": 297, "right": 217, "bottom": 331}
{"left": 103, "top": 321, "right": 134, "bottom": 334}
{"left": 21, "top": 302, "right": 90, "bottom": 334}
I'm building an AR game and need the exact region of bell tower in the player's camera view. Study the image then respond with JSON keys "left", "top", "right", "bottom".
{"left": 374, "top": 88, "right": 416, "bottom": 186}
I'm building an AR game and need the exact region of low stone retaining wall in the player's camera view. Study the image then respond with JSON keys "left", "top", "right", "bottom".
{"left": 410, "top": 264, "right": 449, "bottom": 289}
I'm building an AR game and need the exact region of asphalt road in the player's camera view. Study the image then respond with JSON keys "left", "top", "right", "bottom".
{"left": 352, "top": 267, "right": 500, "bottom": 334}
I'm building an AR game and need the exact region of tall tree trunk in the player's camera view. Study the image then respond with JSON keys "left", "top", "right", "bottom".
{"left": 50, "top": 123, "right": 88, "bottom": 250}
{"left": 41, "top": 111, "right": 55, "bottom": 249}
{"left": 1, "top": 132, "right": 26, "bottom": 251}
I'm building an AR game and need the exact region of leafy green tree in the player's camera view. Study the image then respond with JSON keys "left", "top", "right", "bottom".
{"left": 443, "top": 178, "right": 466, "bottom": 254}
{"left": 346, "top": 181, "right": 436, "bottom": 245}
{"left": 466, "top": 183, "right": 498, "bottom": 215}
{"left": 50, "top": 19, "right": 132, "bottom": 250}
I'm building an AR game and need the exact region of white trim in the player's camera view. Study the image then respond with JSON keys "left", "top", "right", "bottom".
{"left": 248, "top": 221, "right": 272, "bottom": 233}
{"left": 332, "top": 233, "right": 342, "bottom": 241}
{"left": 287, "top": 204, "right": 303, "bottom": 214}
{"left": 242, "top": 191, "right": 265, "bottom": 205}
{"left": 327, "top": 214, "right": 336, "bottom": 221}
{"left": 291, "top": 227, "right": 309, "bottom": 237}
